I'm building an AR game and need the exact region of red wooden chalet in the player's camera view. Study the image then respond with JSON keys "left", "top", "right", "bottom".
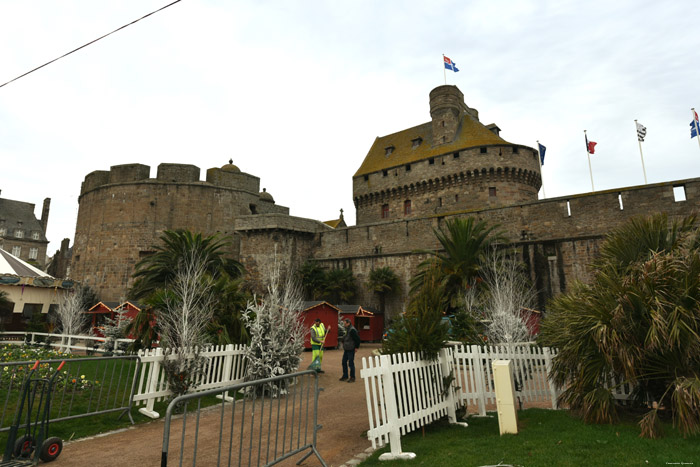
{"left": 300, "top": 301, "right": 340, "bottom": 349}
{"left": 338, "top": 305, "right": 384, "bottom": 342}
{"left": 86, "top": 301, "right": 141, "bottom": 337}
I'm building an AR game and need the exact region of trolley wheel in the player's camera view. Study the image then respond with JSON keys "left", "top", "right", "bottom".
{"left": 39, "top": 437, "right": 63, "bottom": 462}
{"left": 13, "top": 434, "right": 35, "bottom": 457}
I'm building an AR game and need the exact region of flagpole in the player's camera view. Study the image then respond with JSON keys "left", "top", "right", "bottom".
{"left": 585, "top": 130, "right": 595, "bottom": 191}
{"left": 443, "top": 54, "right": 447, "bottom": 85}
{"left": 635, "top": 120, "right": 648, "bottom": 184}
{"left": 537, "top": 140, "right": 546, "bottom": 199}
{"left": 693, "top": 108, "right": 700, "bottom": 151}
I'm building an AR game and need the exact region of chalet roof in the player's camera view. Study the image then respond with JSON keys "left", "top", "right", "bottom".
{"left": 0, "top": 197, "right": 47, "bottom": 241}
{"left": 354, "top": 115, "right": 510, "bottom": 177}
{"left": 301, "top": 301, "right": 342, "bottom": 313}
{"left": 323, "top": 209, "right": 347, "bottom": 229}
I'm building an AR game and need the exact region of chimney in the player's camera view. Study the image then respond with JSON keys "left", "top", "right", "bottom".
{"left": 40, "top": 198, "right": 51, "bottom": 234}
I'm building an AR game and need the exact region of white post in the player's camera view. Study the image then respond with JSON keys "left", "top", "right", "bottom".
{"left": 635, "top": 120, "right": 648, "bottom": 184}
{"left": 139, "top": 347, "right": 162, "bottom": 419}
{"left": 216, "top": 344, "right": 235, "bottom": 402}
{"left": 442, "top": 54, "right": 447, "bottom": 85}
{"left": 377, "top": 354, "right": 416, "bottom": 461}
{"left": 472, "top": 345, "right": 488, "bottom": 416}
{"left": 493, "top": 360, "right": 518, "bottom": 435}
{"left": 543, "top": 347, "right": 559, "bottom": 409}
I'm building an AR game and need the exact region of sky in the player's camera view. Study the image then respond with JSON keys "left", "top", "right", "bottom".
{"left": 2, "top": 0, "right": 700, "bottom": 255}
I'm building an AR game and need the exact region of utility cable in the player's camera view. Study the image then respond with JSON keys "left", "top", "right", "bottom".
{"left": 0, "top": 0, "right": 182, "bottom": 89}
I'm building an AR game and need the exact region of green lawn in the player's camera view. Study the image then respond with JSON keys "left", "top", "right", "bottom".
{"left": 361, "top": 409, "right": 699, "bottom": 466}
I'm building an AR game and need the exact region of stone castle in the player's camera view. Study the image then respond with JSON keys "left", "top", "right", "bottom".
{"left": 71, "top": 85, "right": 700, "bottom": 317}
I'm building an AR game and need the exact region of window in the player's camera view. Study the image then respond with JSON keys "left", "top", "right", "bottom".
{"left": 364, "top": 175, "right": 369, "bottom": 181}
{"left": 480, "top": 147, "right": 487, "bottom": 154}
{"left": 428, "top": 158, "right": 435, "bottom": 165}
{"left": 0, "top": 228, "right": 5, "bottom": 236}
{"left": 29, "top": 248, "right": 38, "bottom": 259}
{"left": 11, "top": 246, "right": 21, "bottom": 256}
{"left": 674, "top": 185, "right": 687, "bottom": 202}
{"left": 489, "top": 187, "right": 497, "bottom": 197}
{"left": 438, "top": 197, "right": 442, "bottom": 207}
{"left": 32, "top": 232, "right": 40, "bottom": 240}
{"left": 404, "top": 200, "right": 412, "bottom": 215}
{"left": 411, "top": 138, "right": 422, "bottom": 148}
{"left": 512, "top": 147, "right": 519, "bottom": 154}
{"left": 385, "top": 146, "right": 394, "bottom": 156}
{"left": 14, "top": 230, "right": 24, "bottom": 238}
{"left": 405, "top": 164, "right": 411, "bottom": 172}
{"left": 381, "top": 204, "right": 389, "bottom": 219}
{"left": 382, "top": 170, "right": 388, "bottom": 177}
{"left": 455, "top": 194, "right": 459, "bottom": 202}
{"left": 453, "top": 152, "right": 459, "bottom": 159}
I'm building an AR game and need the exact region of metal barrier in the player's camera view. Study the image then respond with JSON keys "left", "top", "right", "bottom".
{"left": 0, "top": 356, "right": 140, "bottom": 432}
{"left": 161, "top": 370, "right": 327, "bottom": 467}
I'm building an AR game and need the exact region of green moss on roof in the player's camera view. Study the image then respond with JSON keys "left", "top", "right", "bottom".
{"left": 354, "top": 115, "right": 511, "bottom": 177}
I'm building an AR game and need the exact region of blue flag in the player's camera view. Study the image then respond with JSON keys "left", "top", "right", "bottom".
{"left": 444, "top": 56, "right": 459, "bottom": 72}
{"left": 538, "top": 143, "right": 546, "bottom": 165}
{"left": 692, "top": 122, "right": 698, "bottom": 139}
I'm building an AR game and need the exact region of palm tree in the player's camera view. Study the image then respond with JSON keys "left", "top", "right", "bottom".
{"left": 541, "top": 214, "right": 700, "bottom": 438}
{"left": 297, "top": 261, "right": 327, "bottom": 300}
{"left": 411, "top": 217, "right": 505, "bottom": 308}
{"left": 324, "top": 269, "right": 356, "bottom": 304}
{"left": 130, "top": 230, "right": 244, "bottom": 300}
{"left": 367, "top": 266, "right": 401, "bottom": 313}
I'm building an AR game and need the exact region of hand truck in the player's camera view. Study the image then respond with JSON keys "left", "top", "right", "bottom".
{"left": 1, "top": 360, "right": 65, "bottom": 465}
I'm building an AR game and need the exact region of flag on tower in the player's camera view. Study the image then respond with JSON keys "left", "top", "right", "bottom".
{"left": 691, "top": 110, "right": 699, "bottom": 139}
{"left": 443, "top": 56, "right": 459, "bottom": 72}
{"left": 538, "top": 143, "right": 546, "bottom": 165}
{"left": 636, "top": 122, "right": 647, "bottom": 142}
{"left": 586, "top": 134, "right": 597, "bottom": 154}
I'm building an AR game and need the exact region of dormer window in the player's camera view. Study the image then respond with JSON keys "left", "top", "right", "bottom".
{"left": 385, "top": 146, "right": 394, "bottom": 156}
{"left": 32, "top": 232, "right": 40, "bottom": 240}
{"left": 15, "top": 230, "right": 24, "bottom": 238}
{"left": 411, "top": 137, "right": 422, "bottom": 149}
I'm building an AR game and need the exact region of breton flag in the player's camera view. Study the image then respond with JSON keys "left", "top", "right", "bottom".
{"left": 691, "top": 110, "right": 699, "bottom": 139}
{"left": 586, "top": 134, "right": 597, "bottom": 154}
{"left": 538, "top": 143, "right": 546, "bottom": 165}
{"left": 636, "top": 122, "right": 647, "bottom": 142}
{"left": 444, "top": 55, "right": 459, "bottom": 72}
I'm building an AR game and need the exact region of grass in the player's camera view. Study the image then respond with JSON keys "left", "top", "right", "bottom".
{"left": 360, "top": 409, "right": 699, "bottom": 466}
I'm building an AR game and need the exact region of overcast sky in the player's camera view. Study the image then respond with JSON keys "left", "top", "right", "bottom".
{"left": 2, "top": 0, "right": 699, "bottom": 255}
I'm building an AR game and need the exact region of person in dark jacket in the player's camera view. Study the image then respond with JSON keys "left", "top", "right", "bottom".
{"left": 339, "top": 318, "right": 361, "bottom": 382}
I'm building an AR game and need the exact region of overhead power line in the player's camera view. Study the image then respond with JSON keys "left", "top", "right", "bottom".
{"left": 0, "top": 0, "right": 182, "bottom": 89}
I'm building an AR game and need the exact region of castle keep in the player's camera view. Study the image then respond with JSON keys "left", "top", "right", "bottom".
{"left": 71, "top": 86, "right": 700, "bottom": 317}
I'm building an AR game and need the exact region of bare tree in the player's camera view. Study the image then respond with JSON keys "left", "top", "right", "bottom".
{"left": 56, "top": 287, "right": 87, "bottom": 351}
{"left": 241, "top": 259, "right": 306, "bottom": 395}
{"left": 480, "top": 247, "right": 537, "bottom": 345}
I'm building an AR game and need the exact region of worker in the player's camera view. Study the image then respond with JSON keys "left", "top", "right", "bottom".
{"left": 310, "top": 318, "right": 326, "bottom": 373}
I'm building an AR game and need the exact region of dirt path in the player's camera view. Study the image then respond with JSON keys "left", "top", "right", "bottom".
{"left": 52, "top": 345, "right": 380, "bottom": 467}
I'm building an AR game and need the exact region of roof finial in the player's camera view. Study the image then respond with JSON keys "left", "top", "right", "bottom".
{"left": 229, "top": 158, "right": 233, "bottom": 164}
{"left": 340, "top": 208, "right": 344, "bottom": 219}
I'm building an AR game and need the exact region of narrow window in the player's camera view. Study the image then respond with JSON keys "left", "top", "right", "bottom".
{"left": 566, "top": 200, "right": 572, "bottom": 217}
{"left": 405, "top": 164, "right": 411, "bottom": 172}
{"left": 673, "top": 185, "right": 687, "bottom": 202}
{"left": 441, "top": 121, "right": 445, "bottom": 127}
{"left": 381, "top": 204, "right": 389, "bottom": 219}
{"left": 512, "top": 147, "right": 519, "bottom": 154}
{"left": 11, "top": 246, "right": 21, "bottom": 256}
{"left": 29, "top": 248, "right": 38, "bottom": 259}
{"left": 480, "top": 147, "right": 487, "bottom": 154}
{"left": 428, "top": 158, "right": 435, "bottom": 165}
{"left": 404, "top": 200, "right": 412, "bottom": 215}
{"left": 441, "top": 136, "right": 446, "bottom": 143}
{"left": 453, "top": 152, "right": 459, "bottom": 159}
{"left": 618, "top": 193, "right": 624, "bottom": 210}
{"left": 382, "top": 170, "right": 388, "bottom": 177}
{"left": 249, "top": 204, "right": 257, "bottom": 214}
{"left": 455, "top": 194, "right": 459, "bottom": 202}
{"left": 363, "top": 175, "right": 369, "bottom": 181}
{"left": 438, "top": 197, "right": 442, "bottom": 207}
{"left": 489, "top": 187, "right": 497, "bottom": 197}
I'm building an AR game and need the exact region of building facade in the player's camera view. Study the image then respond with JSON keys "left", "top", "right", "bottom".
{"left": 0, "top": 194, "right": 50, "bottom": 268}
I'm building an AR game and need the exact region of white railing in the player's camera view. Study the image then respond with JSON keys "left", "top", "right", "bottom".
{"left": 0, "top": 331, "right": 133, "bottom": 354}
{"left": 451, "top": 343, "right": 560, "bottom": 416}
{"left": 134, "top": 344, "right": 248, "bottom": 419}
{"left": 361, "top": 347, "right": 467, "bottom": 461}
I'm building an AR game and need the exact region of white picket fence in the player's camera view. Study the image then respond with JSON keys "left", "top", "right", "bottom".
{"left": 0, "top": 331, "right": 133, "bottom": 354}
{"left": 134, "top": 344, "right": 248, "bottom": 418}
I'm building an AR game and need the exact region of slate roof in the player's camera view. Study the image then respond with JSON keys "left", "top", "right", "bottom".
{"left": 354, "top": 115, "right": 511, "bottom": 177}
{"left": 0, "top": 197, "right": 47, "bottom": 241}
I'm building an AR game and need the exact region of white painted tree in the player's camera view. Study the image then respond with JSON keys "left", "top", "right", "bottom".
{"left": 56, "top": 287, "right": 87, "bottom": 352}
{"left": 102, "top": 301, "right": 132, "bottom": 353}
{"left": 241, "top": 259, "right": 306, "bottom": 396}
{"left": 157, "top": 251, "right": 216, "bottom": 396}
{"left": 480, "top": 247, "right": 537, "bottom": 345}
